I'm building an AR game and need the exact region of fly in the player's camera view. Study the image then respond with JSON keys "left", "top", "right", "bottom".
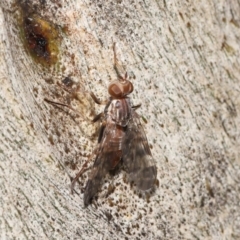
{"left": 71, "top": 44, "right": 157, "bottom": 206}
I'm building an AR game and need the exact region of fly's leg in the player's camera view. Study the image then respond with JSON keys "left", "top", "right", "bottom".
{"left": 90, "top": 92, "right": 108, "bottom": 106}
{"left": 44, "top": 98, "right": 85, "bottom": 123}
{"left": 70, "top": 121, "right": 106, "bottom": 193}
{"left": 92, "top": 112, "right": 104, "bottom": 123}
{"left": 71, "top": 148, "right": 98, "bottom": 194}
{"left": 89, "top": 92, "right": 107, "bottom": 122}
{"left": 132, "top": 104, "right": 141, "bottom": 110}
{"left": 113, "top": 43, "right": 128, "bottom": 81}
{"left": 113, "top": 43, "right": 123, "bottom": 80}
{"left": 44, "top": 98, "right": 77, "bottom": 112}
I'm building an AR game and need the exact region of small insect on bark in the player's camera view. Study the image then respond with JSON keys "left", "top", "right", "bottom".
{"left": 71, "top": 44, "right": 157, "bottom": 206}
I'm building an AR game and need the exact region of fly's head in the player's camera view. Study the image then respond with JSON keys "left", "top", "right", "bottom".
{"left": 108, "top": 73, "right": 133, "bottom": 99}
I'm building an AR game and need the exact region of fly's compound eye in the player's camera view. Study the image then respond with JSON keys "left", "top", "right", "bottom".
{"left": 108, "top": 80, "right": 133, "bottom": 98}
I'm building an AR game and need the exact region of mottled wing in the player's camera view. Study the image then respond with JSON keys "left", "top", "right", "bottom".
{"left": 122, "top": 111, "right": 157, "bottom": 190}
{"left": 83, "top": 154, "right": 107, "bottom": 206}
{"left": 84, "top": 123, "right": 122, "bottom": 206}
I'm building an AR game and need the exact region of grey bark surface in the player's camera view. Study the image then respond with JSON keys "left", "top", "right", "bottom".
{"left": 1, "top": 0, "right": 240, "bottom": 239}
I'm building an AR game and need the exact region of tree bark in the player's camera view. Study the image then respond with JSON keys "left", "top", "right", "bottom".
{"left": 1, "top": 0, "right": 240, "bottom": 239}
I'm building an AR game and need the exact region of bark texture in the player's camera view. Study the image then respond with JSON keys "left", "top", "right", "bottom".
{"left": 0, "top": 0, "right": 240, "bottom": 239}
